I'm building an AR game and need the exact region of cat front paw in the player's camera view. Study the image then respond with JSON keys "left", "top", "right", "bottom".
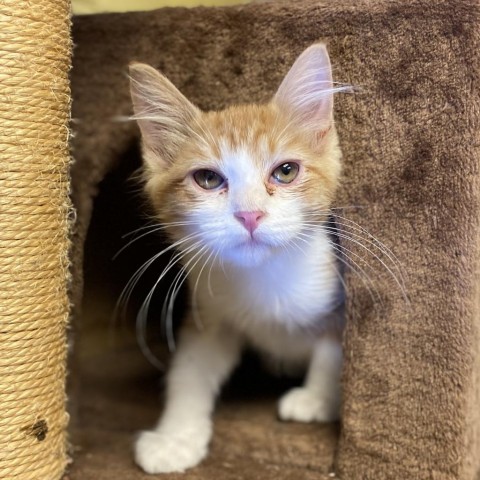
{"left": 278, "top": 387, "right": 339, "bottom": 423}
{"left": 134, "top": 426, "right": 210, "bottom": 474}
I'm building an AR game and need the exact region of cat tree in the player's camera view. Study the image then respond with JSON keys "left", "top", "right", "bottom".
{"left": 69, "top": 1, "right": 480, "bottom": 478}
{"left": 0, "top": 1, "right": 71, "bottom": 479}
{"left": 1, "top": 0, "right": 479, "bottom": 479}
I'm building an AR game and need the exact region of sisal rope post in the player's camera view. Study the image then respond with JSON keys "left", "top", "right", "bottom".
{"left": 0, "top": 1, "right": 72, "bottom": 479}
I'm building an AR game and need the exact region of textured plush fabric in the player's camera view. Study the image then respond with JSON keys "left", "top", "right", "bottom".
{"left": 66, "top": 295, "right": 339, "bottom": 479}
{"left": 70, "top": 1, "right": 480, "bottom": 478}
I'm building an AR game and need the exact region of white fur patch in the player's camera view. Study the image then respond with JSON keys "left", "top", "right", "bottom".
{"left": 191, "top": 229, "right": 341, "bottom": 362}
{"left": 278, "top": 386, "right": 339, "bottom": 422}
{"left": 135, "top": 423, "right": 210, "bottom": 474}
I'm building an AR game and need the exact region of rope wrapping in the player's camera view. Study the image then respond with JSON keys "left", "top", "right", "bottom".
{"left": 0, "top": 1, "right": 72, "bottom": 478}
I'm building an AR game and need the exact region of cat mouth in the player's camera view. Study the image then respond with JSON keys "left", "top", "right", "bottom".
{"left": 236, "top": 237, "right": 270, "bottom": 248}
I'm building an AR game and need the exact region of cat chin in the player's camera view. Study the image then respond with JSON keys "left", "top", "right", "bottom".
{"left": 222, "top": 242, "right": 276, "bottom": 268}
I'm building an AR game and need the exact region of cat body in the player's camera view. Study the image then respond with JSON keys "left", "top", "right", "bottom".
{"left": 129, "top": 44, "right": 345, "bottom": 474}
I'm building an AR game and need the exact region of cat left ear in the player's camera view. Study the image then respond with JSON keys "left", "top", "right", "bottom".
{"left": 274, "top": 44, "right": 334, "bottom": 142}
{"left": 129, "top": 63, "right": 199, "bottom": 168}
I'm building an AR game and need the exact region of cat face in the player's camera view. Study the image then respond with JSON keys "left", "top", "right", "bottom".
{"left": 129, "top": 44, "right": 342, "bottom": 267}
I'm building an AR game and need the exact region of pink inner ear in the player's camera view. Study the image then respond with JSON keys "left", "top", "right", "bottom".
{"left": 314, "top": 125, "right": 332, "bottom": 144}
{"left": 274, "top": 44, "right": 334, "bottom": 131}
{"left": 129, "top": 63, "right": 200, "bottom": 166}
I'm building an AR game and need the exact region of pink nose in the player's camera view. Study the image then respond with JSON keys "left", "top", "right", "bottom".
{"left": 234, "top": 210, "right": 265, "bottom": 234}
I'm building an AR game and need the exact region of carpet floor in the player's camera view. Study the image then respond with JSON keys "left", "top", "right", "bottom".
{"left": 65, "top": 294, "right": 339, "bottom": 479}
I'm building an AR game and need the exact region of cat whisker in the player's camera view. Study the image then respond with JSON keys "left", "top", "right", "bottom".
{"left": 191, "top": 117, "right": 220, "bottom": 152}
{"left": 134, "top": 321, "right": 166, "bottom": 371}
{"left": 153, "top": 240, "right": 205, "bottom": 318}
{"left": 324, "top": 222, "right": 408, "bottom": 294}
{"left": 324, "top": 214, "right": 404, "bottom": 266}
{"left": 316, "top": 225, "right": 408, "bottom": 303}
{"left": 162, "top": 245, "right": 211, "bottom": 351}
{"left": 327, "top": 213, "right": 403, "bottom": 261}
{"left": 121, "top": 220, "right": 198, "bottom": 238}
{"left": 121, "top": 222, "right": 159, "bottom": 238}
{"left": 190, "top": 239, "right": 223, "bottom": 301}
{"left": 187, "top": 243, "right": 221, "bottom": 332}
{"left": 329, "top": 206, "right": 366, "bottom": 212}
{"left": 286, "top": 234, "right": 311, "bottom": 258}
{"left": 135, "top": 239, "right": 205, "bottom": 363}
{"left": 296, "top": 230, "right": 383, "bottom": 308}
{"left": 303, "top": 220, "right": 405, "bottom": 280}
{"left": 299, "top": 212, "right": 409, "bottom": 303}
{"left": 115, "top": 232, "right": 203, "bottom": 323}
{"left": 114, "top": 220, "right": 201, "bottom": 259}
{"left": 300, "top": 206, "right": 365, "bottom": 215}
{"left": 328, "top": 243, "right": 384, "bottom": 309}
{"left": 206, "top": 242, "right": 224, "bottom": 298}
{"left": 129, "top": 242, "right": 205, "bottom": 363}
{"left": 211, "top": 238, "right": 228, "bottom": 279}
{"left": 115, "top": 251, "right": 163, "bottom": 323}
{"left": 332, "top": 261, "right": 348, "bottom": 296}
{"left": 314, "top": 228, "right": 397, "bottom": 287}
{"left": 189, "top": 242, "right": 224, "bottom": 330}
{"left": 180, "top": 246, "right": 218, "bottom": 330}
{"left": 114, "top": 226, "right": 165, "bottom": 260}
{"left": 121, "top": 233, "right": 201, "bottom": 301}
{"left": 161, "top": 267, "right": 188, "bottom": 351}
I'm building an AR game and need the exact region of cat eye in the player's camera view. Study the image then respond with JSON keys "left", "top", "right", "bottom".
{"left": 271, "top": 162, "right": 300, "bottom": 184}
{"left": 193, "top": 169, "right": 225, "bottom": 190}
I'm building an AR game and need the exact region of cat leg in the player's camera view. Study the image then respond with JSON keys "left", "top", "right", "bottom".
{"left": 278, "top": 336, "right": 342, "bottom": 423}
{"left": 135, "top": 324, "right": 242, "bottom": 474}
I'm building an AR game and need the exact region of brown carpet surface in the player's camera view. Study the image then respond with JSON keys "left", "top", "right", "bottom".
{"left": 65, "top": 291, "right": 338, "bottom": 480}
{"left": 70, "top": 1, "right": 480, "bottom": 479}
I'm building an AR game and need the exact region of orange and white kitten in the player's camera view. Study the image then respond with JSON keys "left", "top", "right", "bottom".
{"left": 129, "top": 44, "right": 345, "bottom": 474}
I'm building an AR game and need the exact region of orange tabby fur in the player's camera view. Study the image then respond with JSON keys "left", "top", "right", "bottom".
{"left": 144, "top": 103, "right": 342, "bottom": 240}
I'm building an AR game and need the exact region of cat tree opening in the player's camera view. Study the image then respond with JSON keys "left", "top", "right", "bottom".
{"left": 69, "top": 144, "right": 340, "bottom": 479}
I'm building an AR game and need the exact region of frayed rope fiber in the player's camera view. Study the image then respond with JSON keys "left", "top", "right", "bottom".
{"left": 0, "top": 1, "right": 72, "bottom": 479}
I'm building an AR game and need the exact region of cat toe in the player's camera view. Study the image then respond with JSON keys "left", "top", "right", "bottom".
{"left": 135, "top": 429, "right": 208, "bottom": 474}
{"left": 278, "top": 387, "right": 339, "bottom": 423}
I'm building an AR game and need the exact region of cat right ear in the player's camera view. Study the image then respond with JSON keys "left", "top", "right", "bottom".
{"left": 129, "top": 63, "right": 199, "bottom": 168}
{"left": 274, "top": 44, "right": 335, "bottom": 146}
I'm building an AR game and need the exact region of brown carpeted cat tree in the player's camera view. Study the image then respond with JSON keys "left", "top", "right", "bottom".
{"left": 3, "top": 0, "right": 477, "bottom": 479}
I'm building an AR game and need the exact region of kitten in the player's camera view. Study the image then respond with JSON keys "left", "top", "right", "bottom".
{"left": 129, "top": 44, "right": 345, "bottom": 474}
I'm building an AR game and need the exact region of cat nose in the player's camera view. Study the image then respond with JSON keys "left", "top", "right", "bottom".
{"left": 234, "top": 210, "right": 265, "bottom": 234}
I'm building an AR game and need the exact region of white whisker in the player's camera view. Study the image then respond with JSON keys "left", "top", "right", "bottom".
{"left": 163, "top": 245, "right": 210, "bottom": 350}
{"left": 329, "top": 243, "right": 383, "bottom": 309}
{"left": 296, "top": 230, "right": 382, "bottom": 308}
{"left": 115, "top": 232, "right": 202, "bottom": 322}
{"left": 319, "top": 226, "right": 408, "bottom": 302}
{"left": 300, "top": 210, "right": 409, "bottom": 304}
{"left": 135, "top": 239, "right": 204, "bottom": 363}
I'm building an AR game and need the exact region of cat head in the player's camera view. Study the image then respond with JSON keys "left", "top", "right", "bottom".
{"left": 129, "top": 44, "right": 342, "bottom": 267}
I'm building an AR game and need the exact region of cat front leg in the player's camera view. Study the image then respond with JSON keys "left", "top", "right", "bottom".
{"left": 135, "top": 323, "right": 242, "bottom": 474}
{"left": 278, "top": 336, "right": 342, "bottom": 423}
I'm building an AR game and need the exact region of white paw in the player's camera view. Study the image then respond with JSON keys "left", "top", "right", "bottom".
{"left": 134, "top": 425, "right": 211, "bottom": 474}
{"left": 278, "top": 387, "right": 339, "bottom": 423}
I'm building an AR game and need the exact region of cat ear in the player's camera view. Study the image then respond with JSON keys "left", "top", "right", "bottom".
{"left": 274, "top": 44, "right": 334, "bottom": 140}
{"left": 129, "top": 63, "right": 199, "bottom": 167}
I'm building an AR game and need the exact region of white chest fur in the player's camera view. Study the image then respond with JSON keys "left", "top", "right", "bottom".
{"left": 189, "top": 231, "right": 342, "bottom": 363}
